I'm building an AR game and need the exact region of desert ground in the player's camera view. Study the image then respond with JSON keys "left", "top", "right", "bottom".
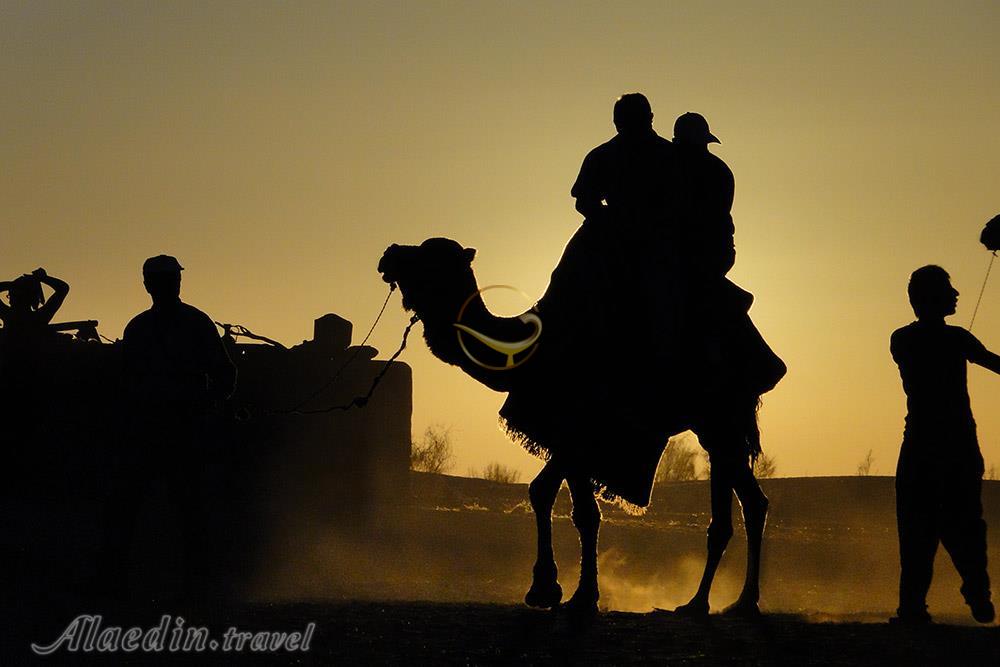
{"left": 4, "top": 473, "right": 1000, "bottom": 664}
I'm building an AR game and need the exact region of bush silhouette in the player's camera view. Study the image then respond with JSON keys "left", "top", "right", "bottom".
{"left": 475, "top": 462, "right": 521, "bottom": 484}
{"left": 857, "top": 449, "right": 875, "bottom": 476}
{"left": 656, "top": 434, "right": 701, "bottom": 483}
{"left": 411, "top": 424, "right": 454, "bottom": 474}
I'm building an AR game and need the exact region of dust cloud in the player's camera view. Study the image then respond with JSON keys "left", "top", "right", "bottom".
{"left": 245, "top": 475, "right": 999, "bottom": 621}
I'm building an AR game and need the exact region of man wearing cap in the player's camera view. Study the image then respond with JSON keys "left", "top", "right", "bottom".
{"left": 671, "top": 111, "right": 736, "bottom": 280}
{"left": 97, "top": 255, "right": 236, "bottom": 597}
{"left": 669, "top": 112, "right": 761, "bottom": 387}
{"left": 662, "top": 113, "right": 788, "bottom": 619}
{"left": 121, "top": 255, "right": 236, "bottom": 413}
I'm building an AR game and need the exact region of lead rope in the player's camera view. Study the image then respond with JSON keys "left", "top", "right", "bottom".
{"left": 278, "top": 284, "right": 399, "bottom": 415}
{"left": 227, "top": 284, "right": 418, "bottom": 419}
{"left": 276, "top": 312, "right": 420, "bottom": 415}
{"left": 969, "top": 251, "right": 996, "bottom": 332}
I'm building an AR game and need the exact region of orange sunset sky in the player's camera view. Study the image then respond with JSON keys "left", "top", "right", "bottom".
{"left": 4, "top": 1, "right": 1000, "bottom": 480}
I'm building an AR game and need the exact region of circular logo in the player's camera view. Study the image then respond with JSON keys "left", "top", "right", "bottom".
{"left": 453, "top": 285, "right": 542, "bottom": 371}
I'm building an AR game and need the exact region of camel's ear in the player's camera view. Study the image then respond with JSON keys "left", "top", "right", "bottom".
{"left": 463, "top": 247, "right": 476, "bottom": 263}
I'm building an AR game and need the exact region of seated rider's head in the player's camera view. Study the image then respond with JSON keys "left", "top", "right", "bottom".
{"left": 8, "top": 275, "right": 44, "bottom": 313}
{"left": 908, "top": 265, "right": 959, "bottom": 320}
{"left": 673, "top": 112, "right": 721, "bottom": 148}
{"left": 142, "top": 255, "right": 183, "bottom": 306}
{"left": 613, "top": 93, "right": 653, "bottom": 137}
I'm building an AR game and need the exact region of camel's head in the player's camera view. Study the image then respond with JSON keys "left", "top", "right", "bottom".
{"left": 378, "top": 238, "right": 477, "bottom": 314}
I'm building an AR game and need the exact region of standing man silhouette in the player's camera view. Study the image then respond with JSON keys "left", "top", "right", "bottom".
{"left": 97, "top": 255, "right": 236, "bottom": 598}
{"left": 890, "top": 265, "right": 997, "bottom": 624}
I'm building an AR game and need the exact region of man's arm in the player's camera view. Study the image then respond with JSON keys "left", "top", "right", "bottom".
{"left": 571, "top": 149, "right": 609, "bottom": 222}
{"left": 33, "top": 269, "right": 69, "bottom": 325}
{"left": 964, "top": 328, "right": 1000, "bottom": 374}
{"left": 120, "top": 319, "right": 143, "bottom": 399}
{"left": 200, "top": 315, "right": 237, "bottom": 400}
{"left": 969, "top": 343, "right": 1000, "bottom": 376}
{"left": 211, "top": 346, "right": 238, "bottom": 400}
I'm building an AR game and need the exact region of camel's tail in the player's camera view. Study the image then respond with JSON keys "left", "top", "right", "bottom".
{"left": 748, "top": 395, "right": 763, "bottom": 463}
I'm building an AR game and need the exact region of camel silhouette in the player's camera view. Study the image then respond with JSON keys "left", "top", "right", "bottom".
{"left": 379, "top": 223, "right": 784, "bottom": 615}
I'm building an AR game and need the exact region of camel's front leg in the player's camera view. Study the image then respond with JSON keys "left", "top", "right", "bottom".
{"left": 674, "top": 466, "right": 733, "bottom": 616}
{"left": 564, "top": 474, "right": 601, "bottom": 614}
{"left": 525, "top": 461, "right": 564, "bottom": 608}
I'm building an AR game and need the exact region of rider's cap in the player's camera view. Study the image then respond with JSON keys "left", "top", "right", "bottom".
{"left": 142, "top": 254, "right": 184, "bottom": 276}
{"left": 673, "top": 112, "right": 721, "bottom": 145}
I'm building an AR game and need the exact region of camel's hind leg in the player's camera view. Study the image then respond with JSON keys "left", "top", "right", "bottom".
{"left": 674, "top": 468, "right": 734, "bottom": 616}
{"left": 563, "top": 474, "right": 601, "bottom": 614}
{"left": 525, "top": 460, "right": 564, "bottom": 608}
{"left": 724, "top": 460, "right": 769, "bottom": 616}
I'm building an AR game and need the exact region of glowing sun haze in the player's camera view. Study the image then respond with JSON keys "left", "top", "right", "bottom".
{"left": 4, "top": 1, "right": 1000, "bottom": 479}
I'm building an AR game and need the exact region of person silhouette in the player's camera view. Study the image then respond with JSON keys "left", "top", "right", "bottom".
{"left": 569, "top": 93, "right": 682, "bottom": 357}
{"left": 667, "top": 112, "right": 753, "bottom": 386}
{"left": 671, "top": 112, "right": 735, "bottom": 281}
{"left": 890, "top": 265, "right": 997, "bottom": 624}
{"left": 571, "top": 92, "right": 675, "bottom": 226}
{"left": 660, "top": 111, "right": 780, "bottom": 617}
{"left": 0, "top": 268, "right": 70, "bottom": 458}
{"left": 97, "top": 255, "right": 236, "bottom": 598}
{"left": 0, "top": 267, "right": 70, "bottom": 334}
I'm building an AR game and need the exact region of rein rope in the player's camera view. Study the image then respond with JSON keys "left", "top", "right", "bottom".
{"left": 230, "top": 284, "right": 420, "bottom": 419}
{"left": 280, "top": 284, "right": 397, "bottom": 414}
{"left": 274, "top": 311, "right": 420, "bottom": 416}
{"left": 969, "top": 251, "right": 996, "bottom": 332}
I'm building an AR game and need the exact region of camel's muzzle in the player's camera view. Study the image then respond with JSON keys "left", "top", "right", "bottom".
{"left": 377, "top": 244, "right": 403, "bottom": 284}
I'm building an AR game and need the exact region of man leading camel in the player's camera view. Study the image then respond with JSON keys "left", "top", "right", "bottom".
{"left": 97, "top": 255, "right": 237, "bottom": 599}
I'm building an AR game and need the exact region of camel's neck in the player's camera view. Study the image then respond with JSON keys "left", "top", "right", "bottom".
{"left": 419, "top": 278, "right": 500, "bottom": 367}
{"left": 407, "top": 270, "right": 531, "bottom": 392}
